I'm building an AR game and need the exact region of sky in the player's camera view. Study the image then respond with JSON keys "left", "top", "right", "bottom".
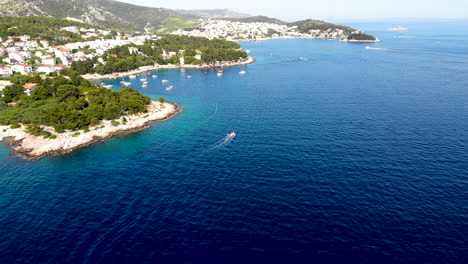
{"left": 118, "top": 0, "right": 468, "bottom": 21}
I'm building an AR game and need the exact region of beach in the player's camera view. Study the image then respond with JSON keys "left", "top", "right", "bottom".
{"left": 0, "top": 101, "right": 180, "bottom": 159}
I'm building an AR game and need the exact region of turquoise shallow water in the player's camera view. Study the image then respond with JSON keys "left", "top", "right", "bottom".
{"left": 0, "top": 21, "right": 467, "bottom": 263}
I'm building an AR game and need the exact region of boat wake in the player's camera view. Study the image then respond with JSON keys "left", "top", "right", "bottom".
{"left": 209, "top": 134, "right": 235, "bottom": 150}
{"left": 365, "top": 46, "right": 387, "bottom": 51}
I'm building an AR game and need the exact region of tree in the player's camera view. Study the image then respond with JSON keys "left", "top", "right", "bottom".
{"left": 158, "top": 96, "right": 166, "bottom": 103}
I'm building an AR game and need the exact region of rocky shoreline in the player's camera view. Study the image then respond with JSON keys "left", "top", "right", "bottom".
{"left": 83, "top": 57, "right": 255, "bottom": 81}
{"left": 0, "top": 101, "right": 180, "bottom": 160}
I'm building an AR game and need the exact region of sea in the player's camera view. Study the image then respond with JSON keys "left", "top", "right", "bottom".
{"left": 0, "top": 20, "right": 467, "bottom": 263}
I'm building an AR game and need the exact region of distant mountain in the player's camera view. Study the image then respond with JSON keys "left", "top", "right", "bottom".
{"left": 176, "top": 9, "right": 250, "bottom": 19}
{"left": 0, "top": 0, "right": 198, "bottom": 32}
{"left": 222, "top": 16, "right": 287, "bottom": 25}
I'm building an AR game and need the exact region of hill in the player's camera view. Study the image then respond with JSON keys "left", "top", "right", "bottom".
{"left": 0, "top": 16, "right": 100, "bottom": 45}
{"left": 222, "top": 16, "right": 287, "bottom": 25}
{"left": 289, "top": 19, "right": 376, "bottom": 41}
{"left": 0, "top": 0, "right": 197, "bottom": 32}
{"left": 176, "top": 9, "right": 250, "bottom": 19}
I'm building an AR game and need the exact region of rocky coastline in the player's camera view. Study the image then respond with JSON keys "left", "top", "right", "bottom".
{"left": 0, "top": 101, "right": 180, "bottom": 160}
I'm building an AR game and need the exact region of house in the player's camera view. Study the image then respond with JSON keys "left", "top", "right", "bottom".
{"left": 40, "top": 40, "right": 49, "bottom": 48}
{"left": 23, "top": 83, "right": 38, "bottom": 96}
{"left": 42, "top": 57, "right": 56, "bottom": 66}
{"left": 128, "top": 47, "right": 139, "bottom": 54}
{"left": 12, "top": 64, "right": 33, "bottom": 75}
{"left": 37, "top": 65, "right": 56, "bottom": 74}
{"left": 20, "top": 35, "right": 30, "bottom": 42}
{"left": 55, "top": 64, "right": 65, "bottom": 72}
{"left": 0, "top": 66, "right": 13, "bottom": 76}
{"left": 179, "top": 57, "right": 185, "bottom": 65}
{"left": 0, "top": 47, "right": 5, "bottom": 56}
{"left": 8, "top": 52, "right": 25, "bottom": 63}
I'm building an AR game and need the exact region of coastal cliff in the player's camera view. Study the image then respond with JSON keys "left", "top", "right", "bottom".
{"left": 0, "top": 101, "right": 180, "bottom": 159}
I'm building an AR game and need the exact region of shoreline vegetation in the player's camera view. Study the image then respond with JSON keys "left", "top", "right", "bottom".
{"left": 83, "top": 56, "right": 255, "bottom": 80}
{"left": 0, "top": 101, "right": 180, "bottom": 159}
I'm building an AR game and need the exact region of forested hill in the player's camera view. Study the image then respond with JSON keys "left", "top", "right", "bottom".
{"left": 289, "top": 19, "right": 377, "bottom": 41}
{"left": 0, "top": 71, "right": 152, "bottom": 134}
{"left": 0, "top": 16, "right": 100, "bottom": 45}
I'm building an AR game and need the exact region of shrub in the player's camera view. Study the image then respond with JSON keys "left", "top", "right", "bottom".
{"left": 48, "top": 135, "right": 57, "bottom": 139}
{"left": 72, "top": 132, "right": 81, "bottom": 137}
{"left": 10, "top": 123, "right": 21, "bottom": 129}
{"left": 158, "top": 96, "right": 166, "bottom": 103}
{"left": 83, "top": 127, "right": 90, "bottom": 133}
{"left": 111, "top": 120, "right": 120, "bottom": 126}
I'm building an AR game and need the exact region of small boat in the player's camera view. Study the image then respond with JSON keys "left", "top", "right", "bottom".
{"left": 152, "top": 75, "right": 158, "bottom": 78}
{"left": 227, "top": 131, "right": 236, "bottom": 138}
{"left": 239, "top": 70, "right": 246, "bottom": 75}
{"left": 165, "top": 85, "right": 174, "bottom": 91}
{"left": 162, "top": 80, "right": 169, "bottom": 83}
{"left": 129, "top": 75, "right": 137, "bottom": 79}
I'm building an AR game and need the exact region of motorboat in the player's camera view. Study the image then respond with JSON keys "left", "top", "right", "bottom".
{"left": 165, "top": 86, "right": 174, "bottom": 91}
{"left": 129, "top": 75, "right": 137, "bottom": 79}
{"left": 227, "top": 131, "right": 236, "bottom": 138}
{"left": 162, "top": 80, "right": 169, "bottom": 83}
{"left": 152, "top": 74, "right": 158, "bottom": 78}
{"left": 187, "top": 75, "right": 192, "bottom": 78}
{"left": 239, "top": 70, "right": 246, "bottom": 75}
{"left": 140, "top": 78, "right": 147, "bottom": 82}
{"left": 102, "top": 85, "right": 113, "bottom": 89}
{"left": 120, "top": 81, "right": 131, "bottom": 86}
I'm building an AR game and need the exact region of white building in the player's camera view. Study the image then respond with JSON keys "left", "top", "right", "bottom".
{"left": 42, "top": 57, "right": 56, "bottom": 66}
{"left": 0, "top": 66, "right": 13, "bottom": 76}
{"left": 37, "top": 65, "right": 56, "bottom": 74}
{"left": 12, "top": 64, "right": 33, "bottom": 75}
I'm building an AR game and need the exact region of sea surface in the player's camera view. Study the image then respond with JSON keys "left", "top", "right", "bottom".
{"left": 1, "top": 21, "right": 467, "bottom": 263}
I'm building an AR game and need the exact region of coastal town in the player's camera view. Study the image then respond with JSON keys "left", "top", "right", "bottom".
{"left": 0, "top": 26, "right": 158, "bottom": 78}
{"left": 172, "top": 19, "right": 370, "bottom": 41}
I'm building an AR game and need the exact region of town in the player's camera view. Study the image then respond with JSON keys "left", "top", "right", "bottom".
{"left": 0, "top": 26, "right": 158, "bottom": 78}
{"left": 172, "top": 19, "right": 354, "bottom": 41}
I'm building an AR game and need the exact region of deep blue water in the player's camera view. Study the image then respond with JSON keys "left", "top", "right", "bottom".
{"left": 1, "top": 21, "right": 467, "bottom": 263}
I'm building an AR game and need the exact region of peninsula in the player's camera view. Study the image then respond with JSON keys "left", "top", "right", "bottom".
{"left": 0, "top": 72, "right": 179, "bottom": 159}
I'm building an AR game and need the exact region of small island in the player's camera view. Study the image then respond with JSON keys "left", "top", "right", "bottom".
{"left": 0, "top": 72, "right": 179, "bottom": 159}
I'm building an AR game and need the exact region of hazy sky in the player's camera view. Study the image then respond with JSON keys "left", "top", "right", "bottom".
{"left": 118, "top": 0, "right": 468, "bottom": 21}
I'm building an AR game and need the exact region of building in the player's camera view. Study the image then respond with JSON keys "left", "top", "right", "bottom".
{"left": 23, "top": 83, "right": 38, "bottom": 96}
{"left": 37, "top": 65, "right": 56, "bottom": 74}
{"left": 0, "top": 66, "right": 13, "bottom": 76}
{"left": 42, "top": 57, "right": 56, "bottom": 66}
{"left": 128, "top": 47, "right": 139, "bottom": 54}
{"left": 12, "top": 64, "right": 33, "bottom": 75}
